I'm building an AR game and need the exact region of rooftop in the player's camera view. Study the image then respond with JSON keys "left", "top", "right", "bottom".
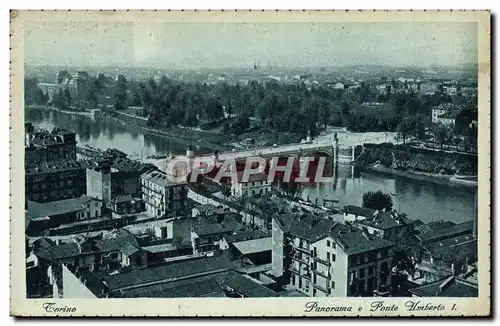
{"left": 416, "top": 220, "right": 474, "bottom": 245}
{"left": 355, "top": 210, "right": 414, "bottom": 230}
{"left": 232, "top": 237, "right": 272, "bottom": 255}
{"left": 343, "top": 205, "right": 376, "bottom": 217}
{"left": 234, "top": 171, "right": 269, "bottom": 183}
{"left": 113, "top": 270, "right": 278, "bottom": 298}
{"left": 102, "top": 254, "right": 233, "bottom": 291}
{"left": 408, "top": 276, "right": 478, "bottom": 297}
{"left": 141, "top": 170, "right": 187, "bottom": 188}
{"left": 26, "top": 160, "right": 91, "bottom": 175}
{"left": 275, "top": 212, "right": 394, "bottom": 255}
{"left": 424, "top": 234, "right": 477, "bottom": 263}
{"left": 35, "top": 228, "right": 139, "bottom": 261}
{"left": 27, "top": 196, "right": 99, "bottom": 218}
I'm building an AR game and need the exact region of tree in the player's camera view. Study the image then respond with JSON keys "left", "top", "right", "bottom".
{"left": 86, "top": 82, "right": 99, "bottom": 110}
{"left": 433, "top": 123, "right": 449, "bottom": 149}
{"left": 63, "top": 87, "right": 72, "bottom": 108}
{"left": 114, "top": 74, "right": 128, "bottom": 110}
{"left": 362, "top": 190, "right": 393, "bottom": 211}
{"left": 396, "top": 118, "right": 413, "bottom": 145}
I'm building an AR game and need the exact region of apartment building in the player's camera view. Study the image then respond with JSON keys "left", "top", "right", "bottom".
{"left": 25, "top": 124, "right": 77, "bottom": 165}
{"left": 25, "top": 161, "right": 88, "bottom": 203}
{"left": 272, "top": 213, "right": 394, "bottom": 297}
{"left": 140, "top": 170, "right": 187, "bottom": 218}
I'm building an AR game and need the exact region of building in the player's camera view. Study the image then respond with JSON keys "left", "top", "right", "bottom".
{"left": 140, "top": 170, "right": 187, "bottom": 218}
{"left": 60, "top": 254, "right": 278, "bottom": 298}
{"left": 25, "top": 161, "right": 88, "bottom": 203}
{"left": 86, "top": 160, "right": 112, "bottom": 208}
{"left": 271, "top": 213, "right": 394, "bottom": 297}
{"left": 25, "top": 124, "right": 77, "bottom": 165}
{"left": 343, "top": 206, "right": 415, "bottom": 243}
{"left": 37, "top": 70, "right": 92, "bottom": 105}
{"left": 409, "top": 221, "right": 477, "bottom": 285}
{"left": 26, "top": 196, "right": 102, "bottom": 236}
{"left": 435, "top": 111, "right": 460, "bottom": 126}
{"left": 111, "top": 194, "right": 144, "bottom": 215}
{"left": 408, "top": 275, "right": 478, "bottom": 297}
{"left": 231, "top": 171, "right": 271, "bottom": 198}
{"left": 110, "top": 156, "right": 155, "bottom": 197}
{"left": 431, "top": 103, "right": 463, "bottom": 124}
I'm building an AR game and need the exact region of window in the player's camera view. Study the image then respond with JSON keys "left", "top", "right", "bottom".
{"left": 327, "top": 252, "right": 330, "bottom": 261}
{"left": 368, "top": 266, "right": 374, "bottom": 276}
{"left": 313, "top": 274, "right": 317, "bottom": 283}
{"left": 331, "top": 242, "right": 336, "bottom": 249}
{"left": 359, "top": 268, "right": 365, "bottom": 278}
{"left": 331, "top": 281, "right": 335, "bottom": 289}
{"left": 327, "top": 240, "right": 331, "bottom": 247}
{"left": 331, "top": 253, "right": 336, "bottom": 262}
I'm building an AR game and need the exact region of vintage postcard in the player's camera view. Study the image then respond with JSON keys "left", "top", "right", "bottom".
{"left": 10, "top": 10, "right": 490, "bottom": 317}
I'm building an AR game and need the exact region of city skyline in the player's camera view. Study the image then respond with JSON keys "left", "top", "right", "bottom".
{"left": 24, "top": 22, "right": 478, "bottom": 69}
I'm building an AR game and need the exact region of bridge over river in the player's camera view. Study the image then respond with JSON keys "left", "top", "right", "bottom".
{"left": 147, "top": 131, "right": 398, "bottom": 172}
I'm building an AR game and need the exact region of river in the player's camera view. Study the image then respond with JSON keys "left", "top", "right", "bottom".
{"left": 25, "top": 107, "right": 476, "bottom": 225}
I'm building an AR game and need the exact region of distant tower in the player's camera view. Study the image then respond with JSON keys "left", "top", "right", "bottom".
{"left": 253, "top": 59, "right": 258, "bottom": 70}
{"left": 257, "top": 60, "right": 261, "bottom": 70}
{"left": 267, "top": 60, "right": 272, "bottom": 70}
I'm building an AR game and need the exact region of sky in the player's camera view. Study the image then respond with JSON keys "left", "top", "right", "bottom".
{"left": 24, "top": 21, "right": 478, "bottom": 68}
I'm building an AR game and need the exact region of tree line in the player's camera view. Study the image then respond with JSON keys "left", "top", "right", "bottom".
{"left": 25, "top": 74, "right": 477, "bottom": 141}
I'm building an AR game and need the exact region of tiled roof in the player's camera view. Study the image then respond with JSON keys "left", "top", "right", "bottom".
{"left": 113, "top": 270, "right": 277, "bottom": 298}
{"left": 95, "top": 229, "right": 139, "bottom": 252}
{"left": 25, "top": 160, "right": 88, "bottom": 176}
{"left": 103, "top": 255, "right": 233, "bottom": 291}
{"left": 330, "top": 223, "right": 394, "bottom": 255}
{"left": 112, "top": 194, "right": 134, "bottom": 204}
{"left": 232, "top": 237, "right": 272, "bottom": 255}
{"left": 409, "top": 276, "right": 478, "bottom": 297}
{"left": 343, "top": 205, "right": 375, "bottom": 217}
{"left": 36, "top": 229, "right": 139, "bottom": 261}
{"left": 225, "top": 229, "right": 268, "bottom": 243}
{"left": 194, "top": 204, "right": 219, "bottom": 215}
{"left": 276, "top": 212, "right": 394, "bottom": 254}
{"left": 27, "top": 196, "right": 99, "bottom": 218}
{"left": 277, "top": 212, "right": 337, "bottom": 242}
{"left": 234, "top": 171, "right": 269, "bottom": 183}
{"left": 355, "top": 211, "right": 414, "bottom": 230}
{"left": 120, "top": 243, "right": 142, "bottom": 257}
{"left": 416, "top": 221, "right": 474, "bottom": 244}
{"left": 424, "top": 235, "right": 477, "bottom": 263}
{"left": 141, "top": 170, "right": 187, "bottom": 188}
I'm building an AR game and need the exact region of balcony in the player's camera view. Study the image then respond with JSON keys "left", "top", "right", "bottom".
{"left": 290, "top": 254, "right": 309, "bottom": 265}
{"left": 289, "top": 266, "right": 311, "bottom": 280}
{"left": 291, "top": 243, "right": 310, "bottom": 255}
{"left": 313, "top": 282, "right": 330, "bottom": 294}
{"left": 313, "top": 256, "right": 331, "bottom": 266}
{"left": 313, "top": 268, "right": 331, "bottom": 279}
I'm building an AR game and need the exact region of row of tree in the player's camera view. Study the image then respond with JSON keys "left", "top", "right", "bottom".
{"left": 25, "top": 74, "right": 476, "bottom": 141}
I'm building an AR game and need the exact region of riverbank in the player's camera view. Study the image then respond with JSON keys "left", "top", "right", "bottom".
{"left": 28, "top": 104, "right": 96, "bottom": 118}
{"left": 358, "top": 165, "right": 478, "bottom": 188}
{"left": 27, "top": 105, "right": 232, "bottom": 153}
{"left": 105, "top": 114, "right": 232, "bottom": 153}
